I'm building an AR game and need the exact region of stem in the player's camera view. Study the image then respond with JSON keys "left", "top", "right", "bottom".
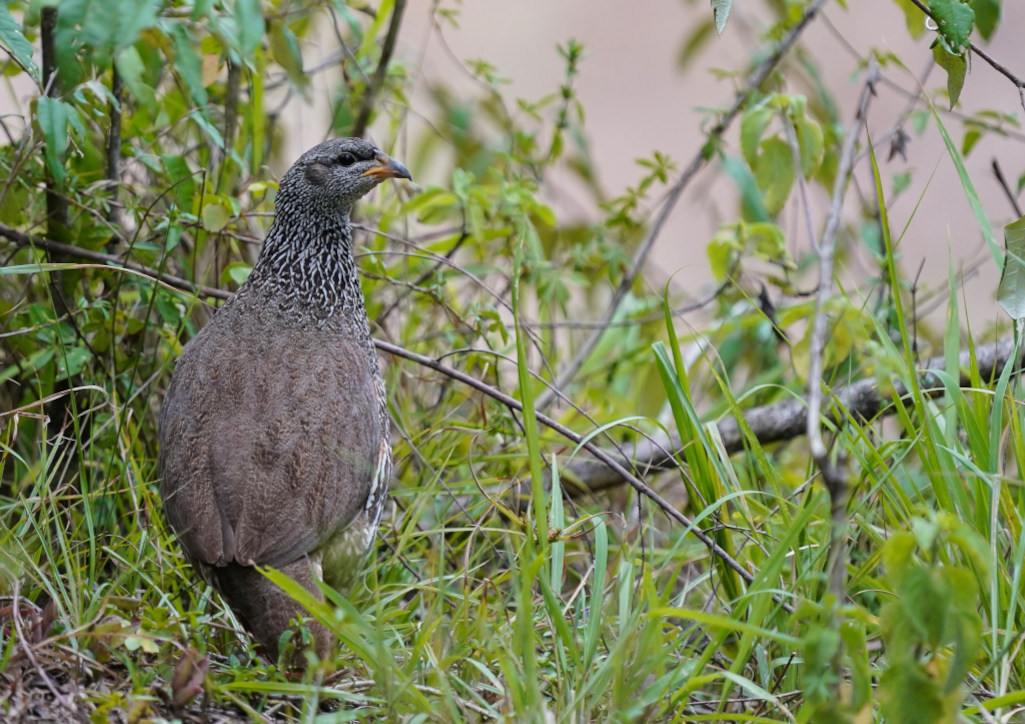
{"left": 352, "top": 0, "right": 407, "bottom": 138}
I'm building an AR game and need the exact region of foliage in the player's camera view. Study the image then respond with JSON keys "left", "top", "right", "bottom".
{"left": 1, "top": 0, "right": 1024, "bottom": 721}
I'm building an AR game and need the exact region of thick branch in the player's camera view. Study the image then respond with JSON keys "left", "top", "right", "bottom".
{"left": 561, "top": 338, "right": 1024, "bottom": 493}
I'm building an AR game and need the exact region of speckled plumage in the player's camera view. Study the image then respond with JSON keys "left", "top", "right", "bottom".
{"left": 157, "top": 138, "right": 410, "bottom": 664}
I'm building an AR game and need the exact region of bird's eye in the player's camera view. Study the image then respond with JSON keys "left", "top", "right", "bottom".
{"left": 336, "top": 152, "right": 357, "bottom": 166}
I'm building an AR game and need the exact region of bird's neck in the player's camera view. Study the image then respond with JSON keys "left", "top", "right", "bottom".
{"left": 244, "top": 206, "right": 369, "bottom": 325}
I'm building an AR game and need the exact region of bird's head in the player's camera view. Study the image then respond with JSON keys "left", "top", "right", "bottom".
{"left": 277, "top": 137, "right": 411, "bottom": 214}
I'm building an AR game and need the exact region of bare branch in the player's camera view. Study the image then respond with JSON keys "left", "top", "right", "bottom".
{"left": 561, "top": 338, "right": 1024, "bottom": 492}
{"left": 352, "top": 0, "right": 407, "bottom": 139}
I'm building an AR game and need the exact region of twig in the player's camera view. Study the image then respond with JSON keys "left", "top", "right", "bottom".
{"left": 537, "top": 0, "right": 830, "bottom": 411}
{"left": 40, "top": 6, "right": 69, "bottom": 296}
{"left": 352, "top": 0, "right": 407, "bottom": 138}
{"left": 992, "top": 158, "right": 1023, "bottom": 218}
{"left": 805, "top": 59, "right": 877, "bottom": 630}
{"left": 105, "top": 64, "right": 124, "bottom": 252}
{"left": 11, "top": 580, "right": 76, "bottom": 715}
{"left": 806, "top": 61, "right": 879, "bottom": 462}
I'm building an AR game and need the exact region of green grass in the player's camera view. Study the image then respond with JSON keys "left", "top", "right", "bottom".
{"left": 3, "top": 257, "right": 1024, "bottom": 721}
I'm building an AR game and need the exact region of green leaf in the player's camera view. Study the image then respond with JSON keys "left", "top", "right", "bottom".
{"left": 401, "top": 187, "right": 459, "bottom": 223}
{"left": 269, "top": 21, "right": 307, "bottom": 92}
{"left": 997, "top": 215, "right": 1025, "bottom": 320}
{"left": 170, "top": 23, "right": 208, "bottom": 105}
{"left": 740, "top": 106, "right": 772, "bottom": 168}
{"left": 36, "top": 96, "right": 73, "bottom": 184}
{"left": 892, "top": 171, "right": 911, "bottom": 196}
{"left": 721, "top": 155, "right": 769, "bottom": 222}
{"left": 929, "top": 99, "right": 1000, "bottom": 264}
{"left": 961, "top": 127, "right": 981, "bottom": 155}
{"left": 969, "top": 0, "right": 1000, "bottom": 40}
{"left": 0, "top": 4, "right": 39, "bottom": 80}
{"left": 754, "top": 137, "right": 795, "bottom": 216}
{"left": 201, "top": 198, "right": 232, "bottom": 232}
{"left": 710, "top": 0, "right": 732, "bottom": 35}
{"left": 794, "top": 116, "right": 824, "bottom": 176}
{"left": 223, "top": 262, "right": 253, "bottom": 286}
{"left": 677, "top": 18, "right": 715, "bottom": 70}
{"left": 894, "top": 0, "right": 927, "bottom": 37}
{"left": 928, "top": 0, "right": 975, "bottom": 53}
{"left": 115, "top": 46, "right": 157, "bottom": 108}
{"left": 162, "top": 154, "right": 196, "bottom": 211}
{"left": 931, "top": 41, "right": 967, "bottom": 109}
{"left": 233, "top": 0, "right": 266, "bottom": 58}
{"left": 706, "top": 232, "right": 736, "bottom": 282}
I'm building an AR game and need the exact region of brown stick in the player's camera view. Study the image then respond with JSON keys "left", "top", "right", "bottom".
{"left": 351, "top": 0, "right": 407, "bottom": 138}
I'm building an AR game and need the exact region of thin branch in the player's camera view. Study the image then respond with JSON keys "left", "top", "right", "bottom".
{"left": 805, "top": 59, "right": 879, "bottom": 627}
{"left": 105, "top": 64, "right": 125, "bottom": 252}
{"left": 0, "top": 223, "right": 229, "bottom": 301}
{"left": 537, "top": 0, "right": 830, "bottom": 411}
{"left": 352, "top": 0, "right": 407, "bottom": 138}
{"left": 992, "top": 158, "right": 1023, "bottom": 218}
{"left": 807, "top": 60, "right": 879, "bottom": 461}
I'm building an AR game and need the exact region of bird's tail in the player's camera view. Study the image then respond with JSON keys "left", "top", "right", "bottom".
{"left": 209, "top": 558, "right": 333, "bottom": 667}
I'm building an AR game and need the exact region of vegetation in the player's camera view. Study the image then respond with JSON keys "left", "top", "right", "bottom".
{"left": 1, "top": 0, "right": 1024, "bottom": 721}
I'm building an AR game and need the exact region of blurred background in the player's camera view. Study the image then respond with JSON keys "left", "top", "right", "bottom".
{"left": 272, "top": 0, "right": 1025, "bottom": 334}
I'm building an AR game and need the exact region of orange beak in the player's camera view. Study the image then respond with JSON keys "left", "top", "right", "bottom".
{"left": 361, "top": 152, "right": 412, "bottom": 181}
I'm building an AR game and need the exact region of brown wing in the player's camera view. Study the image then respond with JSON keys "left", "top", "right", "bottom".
{"left": 157, "top": 303, "right": 384, "bottom": 570}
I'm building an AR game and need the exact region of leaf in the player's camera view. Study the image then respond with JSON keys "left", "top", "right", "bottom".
{"left": 170, "top": 24, "right": 208, "bottom": 105}
{"left": 111, "top": 0, "right": 162, "bottom": 51}
{"left": 170, "top": 648, "right": 209, "bottom": 710}
{"left": 677, "top": 17, "right": 715, "bottom": 70}
{"left": 233, "top": 0, "right": 266, "bottom": 58}
{"left": 931, "top": 41, "right": 967, "bottom": 109}
{"left": 115, "top": 46, "right": 157, "bottom": 108}
{"left": 997, "top": 215, "right": 1025, "bottom": 320}
{"left": 401, "top": 187, "right": 459, "bottom": 223}
{"left": 269, "top": 21, "right": 307, "bottom": 92}
{"left": 710, "top": 0, "right": 732, "bottom": 35}
{"left": 706, "top": 232, "right": 737, "bottom": 282}
{"left": 0, "top": 4, "right": 39, "bottom": 80}
{"left": 969, "top": 0, "right": 1000, "bottom": 40}
{"left": 891, "top": 0, "right": 927, "bottom": 38}
{"left": 740, "top": 106, "right": 772, "bottom": 168}
{"left": 721, "top": 155, "right": 769, "bottom": 222}
{"left": 794, "top": 116, "right": 824, "bottom": 177}
{"left": 223, "top": 262, "right": 252, "bottom": 286}
{"left": 754, "top": 137, "right": 795, "bottom": 216}
{"left": 201, "top": 198, "right": 232, "bottom": 232}
{"left": 36, "top": 96, "right": 72, "bottom": 184}
{"left": 928, "top": 0, "right": 975, "bottom": 53}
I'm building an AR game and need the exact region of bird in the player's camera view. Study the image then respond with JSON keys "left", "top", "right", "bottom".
{"left": 157, "top": 138, "right": 410, "bottom": 665}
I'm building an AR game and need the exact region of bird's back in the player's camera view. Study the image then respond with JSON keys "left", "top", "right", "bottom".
{"left": 157, "top": 296, "right": 388, "bottom": 575}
